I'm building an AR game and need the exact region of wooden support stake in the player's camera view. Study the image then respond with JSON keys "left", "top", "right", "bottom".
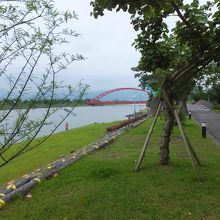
{"left": 135, "top": 100, "right": 162, "bottom": 172}
{"left": 162, "top": 89, "right": 200, "bottom": 168}
{"left": 183, "top": 128, "right": 201, "bottom": 166}
{"left": 174, "top": 109, "right": 197, "bottom": 170}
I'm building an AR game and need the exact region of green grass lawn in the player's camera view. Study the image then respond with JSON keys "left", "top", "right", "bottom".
{"left": 1, "top": 118, "right": 220, "bottom": 220}
{"left": 0, "top": 122, "right": 115, "bottom": 184}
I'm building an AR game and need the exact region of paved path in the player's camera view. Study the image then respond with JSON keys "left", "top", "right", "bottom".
{"left": 187, "top": 104, "right": 220, "bottom": 144}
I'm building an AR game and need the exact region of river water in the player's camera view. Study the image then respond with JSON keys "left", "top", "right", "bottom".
{"left": 1, "top": 104, "right": 147, "bottom": 139}
{"left": 38, "top": 104, "right": 147, "bottom": 135}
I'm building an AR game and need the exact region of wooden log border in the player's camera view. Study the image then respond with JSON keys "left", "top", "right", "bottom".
{"left": 0, "top": 116, "right": 147, "bottom": 209}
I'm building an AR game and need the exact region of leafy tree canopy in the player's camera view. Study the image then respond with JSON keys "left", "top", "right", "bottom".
{"left": 90, "top": 0, "right": 220, "bottom": 166}
{"left": 91, "top": 0, "right": 220, "bottom": 97}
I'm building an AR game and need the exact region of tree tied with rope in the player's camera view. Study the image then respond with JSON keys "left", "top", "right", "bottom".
{"left": 90, "top": 0, "right": 220, "bottom": 168}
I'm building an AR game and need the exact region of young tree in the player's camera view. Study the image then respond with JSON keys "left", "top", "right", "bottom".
{"left": 90, "top": 0, "right": 220, "bottom": 165}
{"left": 0, "top": 0, "right": 87, "bottom": 167}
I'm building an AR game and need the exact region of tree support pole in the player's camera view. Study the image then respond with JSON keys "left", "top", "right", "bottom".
{"left": 182, "top": 128, "right": 201, "bottom": 166}
{"left": 164, "top": 89, "right": 198, "bottom": 167}
{"left": 162, "top": 89, "right": 200, "bottom": 169}
{"left": 173, "top": 109, "right": 197, "bottom": 169}
{"left": 135, "top": 99, "right": 162, "bottom": 172}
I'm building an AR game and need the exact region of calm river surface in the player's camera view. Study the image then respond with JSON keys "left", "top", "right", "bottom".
{"left": 2, "top": 104, "right": 147, "bottom": 138}
{"left": 37, "top": 104, "right": 147, "bottom": 136}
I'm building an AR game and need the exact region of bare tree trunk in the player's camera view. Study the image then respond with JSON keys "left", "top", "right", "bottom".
{"left": 160, "top": 93, "right": 174, "bottom": 165}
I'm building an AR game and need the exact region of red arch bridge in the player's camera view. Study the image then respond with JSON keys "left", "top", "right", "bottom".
{"left": 86, "top": 88, "right": 149, "bottom": 105}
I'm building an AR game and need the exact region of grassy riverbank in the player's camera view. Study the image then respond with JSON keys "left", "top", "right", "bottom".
{"left": 1, "top": 118, "right": 220, "bottom": 219}
{"left": 0, "top": 122, "right": 115, "bottom": 184}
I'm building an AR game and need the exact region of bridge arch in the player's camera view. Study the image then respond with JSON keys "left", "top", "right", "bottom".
{"left": 93, "top": 88, "right": 149, "bottom": 100}
{"left": 86, "top": 87, "right": 150, "bottom": 105}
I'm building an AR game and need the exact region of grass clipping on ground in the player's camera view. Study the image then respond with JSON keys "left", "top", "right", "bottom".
{"left": 1, "top": 118, "right": 220, "bottom": 220}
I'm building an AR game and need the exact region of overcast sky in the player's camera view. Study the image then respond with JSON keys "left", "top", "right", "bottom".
{"left": 59, "top": 0, "right": 207, "bottom": 92}
{"left": 1, "top": 0, "right": 209, "bottom": 94}
{"left": 54, "top": 0, "right": 141, "bottom": 91}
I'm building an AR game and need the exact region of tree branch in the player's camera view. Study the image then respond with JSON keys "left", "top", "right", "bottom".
{"left": 170, "top": 0, "right": 191, "bottom": 28}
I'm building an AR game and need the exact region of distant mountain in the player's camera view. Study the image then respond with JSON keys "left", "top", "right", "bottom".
{"left": 83, "top": 90, "right": 105, "bottom": 99}
{"left": 0, "top": 88, "right": 149, "bottom": 101}
{"left": 83, "top": 90, "right": 149, "bottom": 101}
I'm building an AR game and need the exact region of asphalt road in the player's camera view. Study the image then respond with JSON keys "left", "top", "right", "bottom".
{"left": 187, "top": 104, "right": 220, "bottom": 144}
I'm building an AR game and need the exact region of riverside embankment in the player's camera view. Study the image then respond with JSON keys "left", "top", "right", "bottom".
{"left": 0, "top": 115, "right": 147, "bottom": 209}
{"left": 1, "top": 118, "right": 220, "bottom": 219}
